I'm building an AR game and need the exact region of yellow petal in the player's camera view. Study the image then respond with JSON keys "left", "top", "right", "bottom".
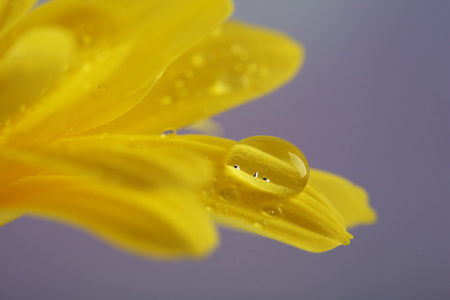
{"left": 91, "top": 134, "right": 351, "bottom": 252}
{"left": 309, "top": 169, "right": 377, "bottom": 228}
{"left": 90, "top": 21, "right": 304, "bottom": 134}
{"left": 0, "top": 134, "right": 212, "bottom": 190}
{"left": 0, "top": 175, "right": 218, "bottom": 259}
{"left": 43, "top": 135, "right": 213, "bottom": 189}
{"left": 0, "top": 25, "right": 77, "bottom": 124}
{"left": 205, "top": 181, "right": 353, "bottom": 253}
{"left": 0, "top": 0, "right": 233, "bottom": 147}
{"left": 0, "top": 211, "right": 22, "bottom": 226}
{"left": 185, "top": 119, "right": 224, "bottom": 135}
{"left": 0, "top": 0, "right": 37, "bottom": 31}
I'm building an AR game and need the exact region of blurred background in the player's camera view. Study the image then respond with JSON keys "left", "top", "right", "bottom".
{"left": 1, "top": 0, "right": 449, "bottom": 299}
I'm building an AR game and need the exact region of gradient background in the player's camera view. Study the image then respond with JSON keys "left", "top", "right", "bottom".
{"left": 1, "top": 1, "right": 449, "bottom": 299}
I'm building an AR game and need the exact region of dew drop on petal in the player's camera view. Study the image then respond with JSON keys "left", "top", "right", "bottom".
{"left": 91, "top": 85, "right": 106, "bottom": 97}
{"left": 80, "top": 33, "right": 92, "bottom": 45}
{"left": 159, "top": 95, "right": 173, "bottom": 105}
{"left": 225, "top": 136, "right": 309, "bottom": 196}
{"left": 219, "top": 189, "right": 238, "bottom": 202}
{"left": 261, "top": 205, "right": 283, "bottom": 218}
{"left": 205, "top": 203, "right": 217, "bottom": 212}
{"left": 201, "top": 186, "right": 214, "bottom": 197}
{"left": 191, "top": 54, "right": 205, "bottom": 67}
{"left": 253, "top": 220, "right": 267, "bottom": 229}
{"left": 161, "top": 129, "right": 176, "bottom": 137}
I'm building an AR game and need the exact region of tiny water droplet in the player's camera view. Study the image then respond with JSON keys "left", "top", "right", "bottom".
{"left": 253, "top": 220, "right": 267, "bottom": 229}
{"left": 38, "top": 86, "right": 49, "bottom": 95}
{"left": 209, "top": 79, "right": 231, "bottom": 95}
{"left": 226, "top": 136, "right": 309, "bottom": 196}
{"left": 176, "top": 88, "right": 189, "bottom": 98}
{"left": 62, "top": 62, "right": 70, "bottom": 71}
{"left": 159, "top": 95, "right": 173, "bottom": 105}
{"left": 191, "top": 54, "right": 204, "bottom": 67}
{"left": 91, "top": 85, "right": 106, "bottom": 97}
{"left": 209, "top": 73, "right": 249, "bottom": 96}
{"left": 162, "top": 129, "right": 176, "bottom": 137}
{"left": 80, "top": 33, "right": 92, "bottom": 45}
{"left": 184, "top": 69, "right": 194, "bottom": 78}
{"left": 234, "top": 165, "right": 240, "bottom": 170}
{"left": 82, "top": 63, "right": 92, "bottom": 73}
{"left": 257, "top": 67, "right": 269, "bottom": 78}
{"left": 219, "top": 189, "right": 238, "bottom": 202}
{"left": 230, "top": 43, "right": 243, "bottom": 55}
{"left": 209, "top": 27, "right": 222, "bottom": 37}
{"left": 174, "top": 79, "right": 185, "bottom": 88}
{"left": 261, "top": 205, "right": 283, "bottom": 218}
{"left": 234, "top": 62, "right": 245, "bottom": 72}
{"left": 201, "top": 186, "right": 214, "bottom": 197}
{"left": 205, "top": 204, "right": 217, "bottom": 212}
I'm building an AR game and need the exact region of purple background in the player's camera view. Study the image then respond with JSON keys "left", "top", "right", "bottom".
{"left": 1, "top": 1, "right": 449, "bottom": 299}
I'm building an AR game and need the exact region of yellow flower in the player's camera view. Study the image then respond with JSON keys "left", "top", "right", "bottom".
{"left": 0, "top": 0, "right": 376, "bottom": 259}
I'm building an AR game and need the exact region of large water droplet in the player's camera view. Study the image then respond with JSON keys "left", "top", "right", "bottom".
{"left": 226, "top": 136, "right": 309, "bottom": 196}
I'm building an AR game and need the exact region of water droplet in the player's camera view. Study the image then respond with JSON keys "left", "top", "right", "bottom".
{"left": 209, "top": 27, "right": 222, "bottom": 37}
{"left": 82, "top": 63, "right": 92, "bottom": 73}
{"left": 230, "top": 43, "right": 243, "bottom": 55}
{"left": 209, "top": 73, "right": 249, "bottom": 95}
{"left": 159, "top": 95, "right": 173, "bottom": 105}
{"left": 261, "top": 205, "right": 283, "bottom": 218}
{"left": 201, "top": 186, "right": 214, "bottom": 197}
{"left": 209, "top": 79, "right": 231, "bottom": 95}
{"left": 62, "top": 62, "right": 70, "bottom": 71}
{"left": 219, "top": 189, "right": 238, "bottom": 202}
{"left": 174, "top": 79, "right": 185, "bottom": 88}
{"left": 247, "top": 63, "right": 259, "bottom": 74}
{"left": 162, "top": 129, "right": 176, "bottom": 137}
{"left": 176, "top": 88, "right": 189, "bottom": 98}
{"left": 205, "top": 203, "right": 217, "bottom": 212}
{"left": 253, "top": 220, "right": 267, "bottom": 229}
{"left": 80, "top": 33, "right": 92, "bottom": 45}
{"left": 257, "top": 67, "right": 269, "bottom": 78}
{"left": 191, "top": 54, "right": 204, "bottom": 67}
{"left": 226, "top": 136, "right": 309, "bottom": 196}
{"left": 184, "top": 69, "right": 194, "bottom": 78}
{"left": 91, "top": 85, "right": 106, "bottom": 97}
